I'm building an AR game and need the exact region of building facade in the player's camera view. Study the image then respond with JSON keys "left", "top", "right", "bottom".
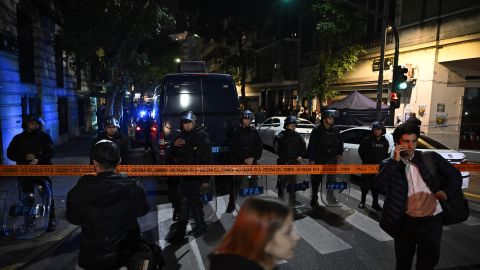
{"left": 0, "top": 0, "right": 95, "bottom": 164}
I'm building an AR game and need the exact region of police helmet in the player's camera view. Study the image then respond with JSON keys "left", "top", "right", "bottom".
{"left": 22, "top": 115, "right": 44, "bottom": 129}
{"left": 180, "top": 111, "right": 196, "bottom": 123}
{"left": 241, "top": 110, "right": 254, "bottom": 120}
{"left": 103, "top": 116, "right": 120, "bottom": 128}
{"left": 322, "top": 109, "right": 338, "bottom": 118}
{"left": 371, "top": 121, "right": 386, "bottom": 134}
{"left": 284, "top": 115, "right": 297, "bottom": 129}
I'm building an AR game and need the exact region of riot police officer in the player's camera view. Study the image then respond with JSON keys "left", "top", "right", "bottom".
{"left": 358, "top": 121, "right": 389, "bottom": 211}
{"left": 227, "top": 110, "right": 263, "bottom": 213}
{"left": 7, "top": 115, "right": 56, "bottom": 230}
{"left": 167, "top": 111, "right": 212, "bottom": 243}
{"left": 90, "top": 116, "right": 129, "bottom": 165}
{"left": 276, "top": 116, "right": 306, "bottom": 206}
{"left": 307, "top": 109, "right": 344, "bottom": 207}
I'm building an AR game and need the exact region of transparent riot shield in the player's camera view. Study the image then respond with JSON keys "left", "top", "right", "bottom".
{"left": 200, "top": 176, "right": 217, "bottom": 221}
{"left": 235, "top": 166, "right": 267, "bottom": 209}
{"left": 319, "top": 159, "right": 350, "bottom": 207}
{"left": 3, "top": 178, "right": 52, "bottom": 239}
{"left": 277, "top": 159, "right": 310, "bottom": 209}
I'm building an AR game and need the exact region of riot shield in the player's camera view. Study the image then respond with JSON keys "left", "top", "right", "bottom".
{"left": 277, "top": 159, "right": 310, "bottom": 209}
{"left": 3, "top": 178, "right": 52, "bottom": 239}
{"left": 200, "top": 176, "right": 217, "bottom": 221}
{"left": 319, "top": 159, "right": 350, "bottom": 206}
{"left": 235, "top": 164, "right": 267, "bottom": 209}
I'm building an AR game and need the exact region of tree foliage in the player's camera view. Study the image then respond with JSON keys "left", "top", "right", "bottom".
{"left": 54, "top": 0, "right": 177, "bottom": 117}
{"left": 311, "top": 0, "right": 366, "bottom": 106}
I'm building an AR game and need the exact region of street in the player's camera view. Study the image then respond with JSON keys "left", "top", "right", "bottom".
{"left": 1, "top": 134, "right": 479, "bottom": 270}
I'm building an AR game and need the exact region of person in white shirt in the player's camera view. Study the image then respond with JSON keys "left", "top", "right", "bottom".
{"left": 375, "top": 123, "right": 462, "bottom": 270}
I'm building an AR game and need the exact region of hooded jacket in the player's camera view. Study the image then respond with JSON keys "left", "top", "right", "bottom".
{"left": 66, "top": 172, "right": 149, "bottom": 270}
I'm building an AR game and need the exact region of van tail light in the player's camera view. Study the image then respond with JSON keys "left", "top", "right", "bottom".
{"left": 159, "top": 130, "right": 166, "bottom": 156}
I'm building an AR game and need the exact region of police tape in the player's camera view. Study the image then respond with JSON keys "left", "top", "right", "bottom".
{"left": 0, "top": 164, "right": 479, "bottom": 176}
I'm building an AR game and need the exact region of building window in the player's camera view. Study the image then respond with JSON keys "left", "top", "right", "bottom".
{"left": 17, "top": 9, "right": 35, "bottom": 83}
{"left": 58, "top": 97, "right": 69, "bottom": 135}
{"left": 55, "top": 38, "right": 64, "bottom": 88}
{"left": 21, "top": 95, "right": 41, "bottom": 117}
{"left": 460, "top": 88, "right": 480, "bottom": 150}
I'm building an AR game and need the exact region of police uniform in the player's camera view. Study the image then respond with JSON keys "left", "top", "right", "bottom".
{"left": 170, "top": 127, "right": 212, "bottom": 240}
{"left": 358, "top": 133, "right": 389, "bottom": 209}
{"left": 228, "top": 119, "right": 263, "bottom": 211}
{"left": 276, "top": 128, "right": 306, "bottom": 203}
{"left": 307, "top": 122, "right": 344, "bottom": 205}
{"left": 7, "top": 117, "right": 56, "bottom": 228}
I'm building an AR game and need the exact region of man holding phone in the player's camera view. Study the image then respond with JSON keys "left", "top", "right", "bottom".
{"left": 375, "top": 123, "right": 462, "bottom": 270}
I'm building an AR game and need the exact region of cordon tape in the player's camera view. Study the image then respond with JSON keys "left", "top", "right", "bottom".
{"left": 0, "top": 164, "right": 479, "bottom": 176}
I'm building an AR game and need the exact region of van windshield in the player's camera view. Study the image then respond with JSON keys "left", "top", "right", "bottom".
{"left": 202, "top": 76, "right": 239, "bottom": 113}
{"left": 163, "top": 75, "right": 239, "bottom": 115}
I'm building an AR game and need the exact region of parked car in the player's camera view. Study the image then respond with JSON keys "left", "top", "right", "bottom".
{"left": 256, "top": 116, "right": 315, "bottom": 153}
{"left": 340, "top": 127, "right": 470, "bottom": 188}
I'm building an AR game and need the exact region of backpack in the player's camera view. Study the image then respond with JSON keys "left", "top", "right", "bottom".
{"left": 422, "top": 151, "right": 469, "bottom": 225}
{"left": 126, "top": 235, "right": 165, "bottom": 270}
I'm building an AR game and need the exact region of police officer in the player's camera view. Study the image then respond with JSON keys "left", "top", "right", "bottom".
{"left": 276, "top": 116, "right": 306, "bottom": 206}
{"left": 90, "top": 116, "right": 129, "bottom": 165}
{"left": 7, "top": 115, "right": 56, "bottom": 230}
{"left": 167, "top": 111, "right": 212, "bottom": 243}
{"left": 307, "top": 109, "right": 344, "bottom": 207}
{"left": 227, "top": 110, "right": 263, "bottom": 213}
{"left": 358, "top": 121, "right": 389, "bottom": 211}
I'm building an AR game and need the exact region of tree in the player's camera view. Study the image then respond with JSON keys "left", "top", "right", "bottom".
{"left": 54, "top": 0, "right": 176, "bottom": 119}
{"left": 187, "top": 0, "right": 270, "bottom": 106}
{"left": 311, "top": 0, "right": 366, "bottom": 108}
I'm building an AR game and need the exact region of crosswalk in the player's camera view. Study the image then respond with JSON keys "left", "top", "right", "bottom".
{"left": 154, "top": 189, "right": 480, "bottom": 270}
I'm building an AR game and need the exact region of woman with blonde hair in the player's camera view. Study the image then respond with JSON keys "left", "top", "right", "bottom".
{"left": 210, "top": 197, "right": 299, "bottom": 270}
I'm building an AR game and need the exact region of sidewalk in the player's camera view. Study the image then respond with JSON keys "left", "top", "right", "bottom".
{"left": 0, "top": 131, "right": 96, "bottom": 270}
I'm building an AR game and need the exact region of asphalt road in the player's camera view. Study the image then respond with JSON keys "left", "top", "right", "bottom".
{"left": 20, "top": 146, "right": 480, "bottom": 270}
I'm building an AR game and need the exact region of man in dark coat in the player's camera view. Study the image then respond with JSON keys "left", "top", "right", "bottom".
{"left": 276, "top": 115, "right": 306, "bottom": 208}
{"left": 307, "top": 109, "right": 344, "bottom": 207}
{"left": 7, "top": 115, "right": 56, "bottom": 230}
{"left": 167, "top": 111, "right": 212, "bottom": 243}
{"left": 66, "top": 140, "right": 149, "bottom": 270}
{"left": 228, "top": 110, "right": 263, "bottom": 212}
{"left": 375, "top": 123, "right": 462, "bottom": 270}
{"left": 405, "top": 112, "right": 422, "bottom": 126}
{"left": 90, "top": 116, "right": 129, "bottom": 165}
{"left": 358, "top": 121, "right": 390, "bottom": 211}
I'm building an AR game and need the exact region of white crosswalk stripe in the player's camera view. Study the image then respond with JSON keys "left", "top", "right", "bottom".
{"left": 156, "top": 187, "right": 479, "bottom": 269}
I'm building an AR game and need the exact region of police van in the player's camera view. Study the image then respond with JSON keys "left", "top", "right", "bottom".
{"left": 149, "top": 71, "right": 240, "bottom": 166}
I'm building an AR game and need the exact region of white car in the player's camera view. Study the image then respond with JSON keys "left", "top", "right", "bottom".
{"left": 341, "top": 127, "right": 470, "bottom": 188}
{"left": 256, "top": 116, "right": 315, "bottom": 153}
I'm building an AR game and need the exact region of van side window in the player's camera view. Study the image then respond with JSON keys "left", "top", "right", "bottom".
{"left": 203, "top": 77, "right": 239, "bottom": 113}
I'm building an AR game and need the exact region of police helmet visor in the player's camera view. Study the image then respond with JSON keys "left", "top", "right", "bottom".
{"left": 242, "top": 110, "right": 254, "bottom": 120}
{"left": 322, "top": 110, "right": 338, "bottom": 118}
{"left": 103, "top": 117, "right": 120, "bottom": 128}
{"left": 181, "top": 111, "right": 196, "bottom": 123}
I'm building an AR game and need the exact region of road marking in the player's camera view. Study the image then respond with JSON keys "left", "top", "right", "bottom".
{"left": 295, "top": 216, "right": 352, "bottom": 254}
{"left": 265, "top": 190, "right": 352, "bottom": 254}
{"left": 464, "top": 215, "right": 480, "bottom": 226}
{"left": 345, "top": 211, "right": 393, "bottom": 241}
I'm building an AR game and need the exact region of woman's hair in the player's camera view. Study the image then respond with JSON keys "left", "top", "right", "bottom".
{"left": 214, "top": 197, "right": 292, "bottom": 266}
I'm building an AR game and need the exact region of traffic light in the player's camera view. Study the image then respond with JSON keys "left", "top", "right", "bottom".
{"left": 390, "top": 92, "right": 401, "bottom": 109}
{"left": 392, "top": 65, "right": 408, "bottom": 91}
